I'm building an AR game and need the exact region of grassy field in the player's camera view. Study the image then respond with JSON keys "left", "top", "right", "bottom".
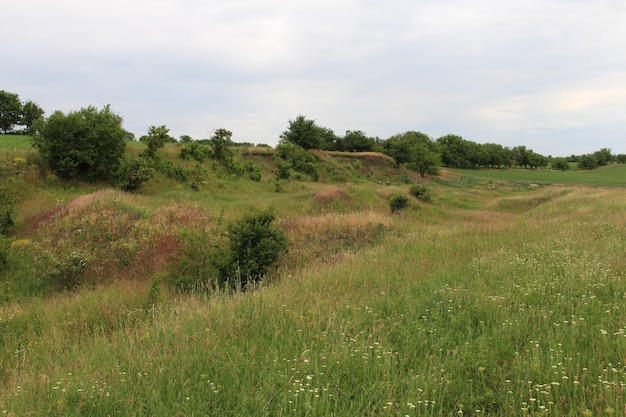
{"left": 0, "top": 135, "right": 33, "bottom": 150}
{"left": 1, "top": 138, "right": 626, "bottom": 416}
{"left": 446, "top": 164, "right": 626, "bottom": 188}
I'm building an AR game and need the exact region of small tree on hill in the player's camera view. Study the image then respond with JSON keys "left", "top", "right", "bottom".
{"left": 21, "top": 100, "right": 45, "bottom": 134}
{"left": 33, "top": 105, "right": 126, "bottom": 180}
{"left": 280, "top": 115, "right": 322, "bottom": 150}
{"left": 0, "top": 90, "right": 22, "bottom": 134}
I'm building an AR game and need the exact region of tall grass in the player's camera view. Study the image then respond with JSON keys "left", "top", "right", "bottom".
{"left": 2, "top": 185, "right": 625, "bottom": 415}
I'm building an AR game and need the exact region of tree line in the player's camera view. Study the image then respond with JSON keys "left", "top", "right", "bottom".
{"left": 0, "top": 90, "right": 45, "bottom": 134}
{"left": 1, "top": 90, "right": 624, "bottom": 182}
{"left": 278, "top": 115, "right": 625, "bottom": 174}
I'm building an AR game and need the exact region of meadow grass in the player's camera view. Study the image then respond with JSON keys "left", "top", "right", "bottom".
{"left": 448, "top": 164, "right": 626, "bottom": 188}
{"left": 2, "top": 183, "right": 626, "bottom": 416}
{"left": 0, "top": 135, "right": 33, "bottom": 150}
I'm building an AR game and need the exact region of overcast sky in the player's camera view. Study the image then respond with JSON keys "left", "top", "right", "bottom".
{"left": 3, "top": 0, "right": 626, "bottom": 156}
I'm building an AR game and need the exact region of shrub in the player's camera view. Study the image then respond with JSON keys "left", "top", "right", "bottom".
{"left": 167, "top": 211, "right": 288, "bottom": 292}
{"left": 389, "top": 193, "right": 409, "bottom": 213}
{"left": 179, "top": 141, "right": 209, "bottom": 162}
{"left": 166, "top": 230, "right": 221, "bottom": 292}
{"left": 409, "top": 184, "right": 433, "bottom": 203}
{"left": 32, "top": 105, "right": 127, "bottom": 180}
{"left": 115, "top": 155, "right": 154, "bottom": 192}
{"left": 216, "top": 211, "right": 287, "bottom": 290}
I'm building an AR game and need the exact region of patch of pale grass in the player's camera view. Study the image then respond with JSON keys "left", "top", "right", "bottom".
{"left": 280, "top": 210, "right": 390, "bottom": 236}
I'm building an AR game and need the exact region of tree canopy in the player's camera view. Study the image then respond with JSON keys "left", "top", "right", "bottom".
{"left": 0, "top": 91, "right": 22, "bottom": 134}
{"left": 33, "top": 105, "right": 127, "bottom": 180}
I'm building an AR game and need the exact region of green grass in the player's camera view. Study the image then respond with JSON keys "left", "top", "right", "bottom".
{"left": 0, "top": 135, "right": 33, "bottom": 150}
{"left": 448, "top": 164, "right": 626, "bottom": 188}
{"left": 2, "top": 142, "right": 626, "bottom": 415}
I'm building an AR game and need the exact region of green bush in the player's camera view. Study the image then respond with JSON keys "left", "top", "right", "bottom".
{"left": 409, "top": 184, "right": 433, "bottom": 203}
{"left": 115, "top": 155, "right": 154, "bottom": 192}
{"left": 166, "top": 230, "right": 221, "bottom": 292}
{"left": 389, "top": 193, "right": 410, "bottom": 213}
{"left": 32, "top": 105, "right": 127, "bottom": 180}
{"left": 216, "top": 211, "right": 288, "bottom": 290}
{"left": 167, "top": 211, "right": 287, "bottom": 292}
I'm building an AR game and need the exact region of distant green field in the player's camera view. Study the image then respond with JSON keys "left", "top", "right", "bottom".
{"left": 0, "top": 135, "right": 33, "bottom": 149}
{"left": 449, "top": 164, "right": 626, "bottom": 188}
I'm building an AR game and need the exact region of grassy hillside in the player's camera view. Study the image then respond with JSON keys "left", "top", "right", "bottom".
{"left": 1, "top": 137, "right": 626, "bottom": 415}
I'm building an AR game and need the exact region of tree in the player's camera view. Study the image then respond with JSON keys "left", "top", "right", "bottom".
{"left": 578, "top": 154, "right": 598, "bottom": 170}
{"left": 211, "top": 128, "right": 233, "bottom": 161}
{"left": 33, "top": 105, "right": 127, "bottom": 180}
{"left": 0, "top": 90, "right": 22, "bottom": 134}
{"left": 280, "top": 115, "right": 322, "bottom": 150}
{"left": 142, "top": 125, "right": 171, "bottom": 159}
{"left": 594, "top": 148, "right": 613, "bottom": 166}
{"left": 21, "top": 100, "right": 45, "bottom": 134}
{"left": 341, "top": 130, "right": 375, "bottom": 152}
{"left": 551, "top": 158, "right": 570, "bottom": 171}
{"left": 384, "top": 131, "right": 441, "bottom": 177}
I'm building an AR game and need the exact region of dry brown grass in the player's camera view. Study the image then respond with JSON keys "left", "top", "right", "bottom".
{"left": 279, "top": 211, "right": 391, "bottom": 268}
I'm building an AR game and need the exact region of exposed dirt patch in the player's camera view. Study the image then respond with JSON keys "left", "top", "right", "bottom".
{"left": 66, "top": 189, "right": 113, "bottom": 211}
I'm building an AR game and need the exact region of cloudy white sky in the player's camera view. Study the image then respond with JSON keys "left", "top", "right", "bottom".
{"left": 3, "top": 0, "right": 626, "bottom": 156}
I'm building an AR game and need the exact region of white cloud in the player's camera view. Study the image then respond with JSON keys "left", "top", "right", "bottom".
{"left": 2, "top": 0, "right": 626, "bottom": 155}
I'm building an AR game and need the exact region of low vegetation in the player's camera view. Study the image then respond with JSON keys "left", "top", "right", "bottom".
{"left": 1, "top": 136, "right": 625, "bottom": 416}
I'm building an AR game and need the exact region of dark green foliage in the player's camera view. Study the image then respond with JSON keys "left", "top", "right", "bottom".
{"left": 217, "top": 211, "right": 287, "bottom": 290}
{"left": 551, "top": 158, "right": 570, "bottom": 171}
{"left": 115, "top": 155, "right": 155, "bottom": 192}
{"left": 340, "top": 130, "right": 375, "bottom": 152}
{"left": 211, "top": 128, "right": 234, "bottom": 161}
{"left": 0, "top": 90, "right": 22, "bottom": 134}
{"left": 280, "top": 115, "right": 322, "bottom": 150}
{"left": 384, "top": 131, "right": 441, "bottom": 177}
{"left": 179, "top": 141, "right": 210, "bottom": 162}
{"left": 20, "top": 100, "right": 45, "bottom": 134}
{"left": 389, "top": 193, "right": 410, "bottom": 213}
{"left": 409, "top": 184, "right": 433, "bottom": 203}
{"left": 0, "top": 235, "right": 9, "bottom": 268}
{"left": 141, "top": 125, "right": 172, "bottom": 159}
{"left": 32, "top": 105, "right": 126, "bottom": 180}
{"left": 578, "top": 154, "right": 598, "bottom": 170}
{"left": 167, "top": 211, "right": 287, "bottom": 292}
{"left": 273, "top": 142, "right": 319, "bottom": 181}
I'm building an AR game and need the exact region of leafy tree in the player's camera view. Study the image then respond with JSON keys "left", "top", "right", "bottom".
{"left": 594, "top": 148, "right": 613, "bottom": 166}
{"left": 512, "top": 146, "right": 530, "bottom": 168}
{"left": 33, "top": 105, "right": 126, "bottom": 180}
{"left": 616, "top": 154, "right": 626, "bottom": 164}
{"left": 578, "top": 154, "right": 598, "bottom": 170}
{"left": 280, "top": 115, "right": 322, "bottom": 150}
{"left": 384, "top": 131, "right": 441, "bottom": 177}
{"left": 341, "top": 130, "right": 375, "bottom": 152}
{"left": 0, "top": 90, "right": 22, "bottom": 134}
{"left": 142, "top": 125, "right": 172, "bottom": 159}
{"left": 179, "top": 134, "right": 193, "bottom": 143}
{"left": 211, "top": 128, "right": 233, "bottom": 161}
{"left": 318, "top": 126, "right": 339, "bottom": 151}
{"left": 551, "top": 158, "right": 570, "bottom": 171}
{"left": 21, "top": 100, "right": 45, "bottom": 134}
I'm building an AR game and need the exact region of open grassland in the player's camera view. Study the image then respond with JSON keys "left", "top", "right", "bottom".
{"left": 1, "top": 136, "right": 626, "bottom": 416}
{"left": 2, "top": 183, "right": 626, "bottom": 416}
{"left": 0, "top": 136, "right": 32, "bottom": 150}
{"left": 447, "top": 164, "right": 626, "bottom": 188}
